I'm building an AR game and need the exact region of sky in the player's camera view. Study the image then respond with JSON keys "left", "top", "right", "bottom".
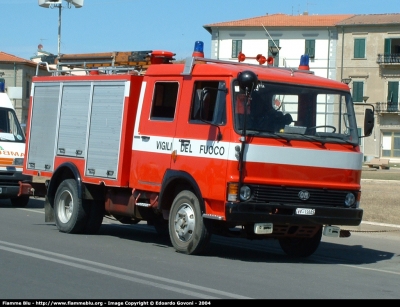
{"left": 2, "top": 0, "right": 400, "bottom": 61}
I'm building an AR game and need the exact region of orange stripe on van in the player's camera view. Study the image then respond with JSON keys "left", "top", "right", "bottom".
{"left": 0, "top": 158, "right": 13, "bottom": 165}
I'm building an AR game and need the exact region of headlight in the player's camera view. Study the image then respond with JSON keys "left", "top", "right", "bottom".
{"left": 227, "top": 183, "right": 252, "bottom": 202}
{"left": 13, "top": 158, "right": 24, "bottom": 166}
{"left": 227, "top": 183, "right": 238, "bottom": 202}
{"left": 240, "top": 185, "right": 251, "bottom": 201}
{"left": 344, "top": 193, "right": 355, "bottom": 207}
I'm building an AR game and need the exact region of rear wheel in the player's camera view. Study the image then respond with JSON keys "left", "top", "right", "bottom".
{"left": 10, "top": 196, "right": 30, "bottom": 207}
{"left": 54, "top": 179, "right": 88, "bottom": 234}
{"left": 278, "top": 227, "right": 322, "bottom": 257}
{"left": 169, "top": 190, "right": 211, "bottom": 255}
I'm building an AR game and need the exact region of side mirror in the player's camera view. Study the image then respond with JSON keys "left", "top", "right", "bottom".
{"left": 237, "top": 70, "right": 258, "bottom": 95}
{"left": 364, "top": 108, "right": 374, "bottom": 137}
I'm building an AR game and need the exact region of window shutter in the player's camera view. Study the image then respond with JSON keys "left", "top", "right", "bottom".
{"left": 352, "top": 81, "right": 364, "bottom": 102}
{"left": 384, "top": 38, "right": 391, "bottom": 55}
{"left": 354, "top": 39, "right": 365, "bottom": 58}
{"left": 305, "top": 40, "right": 315, "bottom": 58}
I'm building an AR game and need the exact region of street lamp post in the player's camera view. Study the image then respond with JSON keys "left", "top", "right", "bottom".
{"left": 38, "top": 0, "right": 84, "bottom": 58}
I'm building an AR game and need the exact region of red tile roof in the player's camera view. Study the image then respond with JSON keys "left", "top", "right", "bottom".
{"left": 0, "top": 51, "right": 38, "bottom": 67}
{"left": 336, "top": 13, "right": 400, "bottom": 25}
{"left": 204, "top": 13, "right": 355, "bottom": 32}
{"left": 0, "top": 51, "right": 36, "bottom": 65}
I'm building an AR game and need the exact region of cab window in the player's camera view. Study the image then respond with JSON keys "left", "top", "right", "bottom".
{"left": 190, "top": 81, "right": 226, "bottom": 125}
{"left": 150, "top": 82, "right": 179, "bottom": 120}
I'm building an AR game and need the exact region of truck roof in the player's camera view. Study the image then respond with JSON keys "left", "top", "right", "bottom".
{"left": 145, "top": 60, "right": 350, "bottom": 92}
{"left": 0, "top": 92, "right": 15, "bottom": 109}
{"left": 35, "top": 50, "right": 350, "bottom": 92}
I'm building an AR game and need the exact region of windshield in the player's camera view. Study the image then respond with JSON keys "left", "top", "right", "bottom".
{"left": 0, "top": 107, "right": 26, "bottom": 143}
{"left": 233, "top": 81, "right": 358, "bottom": 144}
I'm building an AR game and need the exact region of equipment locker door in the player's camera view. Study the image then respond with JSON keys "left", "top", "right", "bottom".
{"left": 27, "top": 83, "right": 61, "bottom": 172}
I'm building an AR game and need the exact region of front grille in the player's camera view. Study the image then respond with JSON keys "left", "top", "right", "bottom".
{"left": 250, "top": 185, "right": 355, "bottom": 208}
{"left": 0, "top": 180, "right": 19, "bottom": 187}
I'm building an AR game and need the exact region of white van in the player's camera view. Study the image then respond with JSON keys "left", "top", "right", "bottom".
{"left": 0, "top": 91, "right": 32, "bottom": 207}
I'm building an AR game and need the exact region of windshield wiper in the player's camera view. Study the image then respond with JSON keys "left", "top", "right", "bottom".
{"left": 246, "top": 130, "right": 291, "bottom": 143}
{"left": 281, "top": 132, "right": 326, "bottom": 146}
{"left": 314, "top": 133, "right": 358, "bottom": 147}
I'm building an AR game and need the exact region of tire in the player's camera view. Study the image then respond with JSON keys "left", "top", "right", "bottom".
{"left": 84, "top": 199, "right": 104, "bottom": 234}
{"left": 10, "top": 196, "right": 30, "bottom": 207}
{"left": 54, "top": 179, "right": 88, "bottom": 234}
{"left": 169, "top": 190, "right": 211, "bottom": 255}
{"left": 278, "top": 227, "right": 322, "bottom": 258}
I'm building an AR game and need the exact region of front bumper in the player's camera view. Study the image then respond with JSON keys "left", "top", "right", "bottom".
{"left": 0, "top": 171, "right": 33, "bottom": 198}
{"left": 225, "top": 202, "right": 363, "bottom": 226}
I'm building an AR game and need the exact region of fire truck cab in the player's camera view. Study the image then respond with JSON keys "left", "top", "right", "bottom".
{"left": 22, "top": 42, "right": 374, "bottom": 257}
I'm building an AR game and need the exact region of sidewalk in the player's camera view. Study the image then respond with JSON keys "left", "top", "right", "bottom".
{"left": 343, "top": 221, "right": 400, "bottom": 235}
{"left": 360, "top": 167, "right": 400, "bottom": 227}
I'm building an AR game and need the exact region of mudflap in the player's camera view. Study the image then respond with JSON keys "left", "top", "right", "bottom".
{"left": 44, "top": 195, "right": 55, "bottom": 223}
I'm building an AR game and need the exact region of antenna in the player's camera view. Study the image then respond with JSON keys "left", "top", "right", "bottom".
{"left": 261, "top": 24, "right": 279, "bottom": 49}
{"left": 262, "top": 23, "right": 281, "bottom": 60}
{"left": 306, "top": 1, "right": 316, "bottom": 13}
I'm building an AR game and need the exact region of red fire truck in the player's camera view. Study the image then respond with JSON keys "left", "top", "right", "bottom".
{"left": 22, "top": 41, "right": 374, "bottom": 257}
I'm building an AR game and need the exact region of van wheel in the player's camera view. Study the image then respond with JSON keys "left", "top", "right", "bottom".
{"left": 10, "top": 196, "right": 30, "bottom": 207}
{"left": 278, "top": 227, "right": 322, "bottom": 257}
{"left": 54, "top": 179, "right": 88, "bottom": 234}
{"left": 169, "top": 190, "right": 211, "bottom": 255}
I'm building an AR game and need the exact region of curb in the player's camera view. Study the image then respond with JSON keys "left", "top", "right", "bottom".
{"left": 361, "top": 221, "right": 400, "bottom": 229}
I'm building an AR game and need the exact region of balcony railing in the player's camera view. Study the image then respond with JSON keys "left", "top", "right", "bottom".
{"left": 376, "top": 102, "right": 399, "bottom": 113}
{"left": 376, "top": 53, "right": 400, "bottom": 64}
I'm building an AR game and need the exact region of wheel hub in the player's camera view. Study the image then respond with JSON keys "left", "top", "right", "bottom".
{"left": 58, "top": 190, "right": 73, "bottom": 224}
{"left": 174, "top": 204, "right": 195, "bottom": 242}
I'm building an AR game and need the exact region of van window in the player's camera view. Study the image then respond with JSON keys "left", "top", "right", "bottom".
{"left": 0, "top": 108, "right": 25, "bottom": 143}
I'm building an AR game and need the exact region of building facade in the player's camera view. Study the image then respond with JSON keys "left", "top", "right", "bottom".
{"left": 0, "top": 50, "right": 52, "bottom": 125}
{"left": 337, "top": 14, "right": 400, "bottom": 162}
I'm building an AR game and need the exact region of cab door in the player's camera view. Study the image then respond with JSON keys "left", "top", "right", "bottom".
{"left": 130, "top": 77, "right": 182, "bottom": 191}
{"left": 172, "top": 79, "right": 230, "bottom": 210}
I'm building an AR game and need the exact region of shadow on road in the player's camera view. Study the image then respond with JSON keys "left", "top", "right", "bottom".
{"left": 95, "top": 222, "right": 396, "bottom": 266}
{"left": 2, "top": 198, "right": 395, "bottom": 266}
{"left": 0, "top": 197, "right": 44, "bottom": 209}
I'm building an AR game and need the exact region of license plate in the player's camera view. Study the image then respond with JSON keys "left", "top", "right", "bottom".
{"left": 296, "top": 208, "right": 315, "bottom": 215}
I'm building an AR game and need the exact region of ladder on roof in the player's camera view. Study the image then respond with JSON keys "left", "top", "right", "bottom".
{"left": 56, "top": 51, "right": 154, "bottom": 69}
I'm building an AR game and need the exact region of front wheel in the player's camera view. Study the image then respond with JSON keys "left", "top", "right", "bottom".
{"left": 278, "top": 227, "right": 322, "bottom": 258}
{"left": 54, "top": 179, "right": 88, "bottom": 234}
{"left": 169, "top": 190, "right": 211, "bottom": 255}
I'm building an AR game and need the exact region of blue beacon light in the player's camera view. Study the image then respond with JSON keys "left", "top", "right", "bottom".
{"left": 192, "top": 41, "right": 204, "bottom": 57}
{"left": 298, "top": 54, "right": 310, "bottom": 70}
